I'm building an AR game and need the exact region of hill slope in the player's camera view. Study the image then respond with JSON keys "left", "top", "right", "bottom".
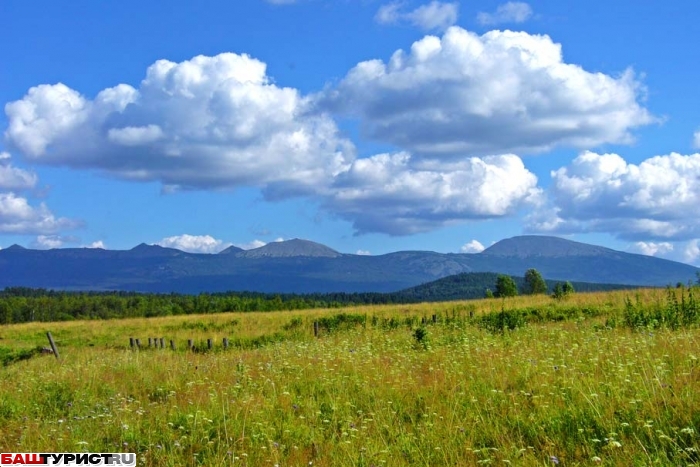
{"left": 394, "top": 272, "right": 635, "bottom": 302}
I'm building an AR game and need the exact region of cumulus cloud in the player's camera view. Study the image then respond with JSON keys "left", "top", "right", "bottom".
{"left": 4, "top": 52, "right": 548, "bottom": 236}
{"left": 234, "top": 239, "right": 268, "bottom": 250}
{"left": 31, "top": 234, "right": 79, "bottom": 249}
{"left": 0, "top": 152, "right": 77, "bottom": 235}
{"left": 86, "top": 240, "right": 106, "bottom": 249}
{"left": 0, "top": 152, "right": 37, "bottom": 191}
{"left": 528, "top": 151, "right": 700, "bottom": 241}
{"left": 460, "top": 239, "right": 485, "bottom": 253}
{"left": 5, "top": 53, "right": 355, "bottom": 195}
{"left": 375, "top": 2, "right": 403, "bottom": 24}
{"left": 321, "top": 27, "right": 654, "bottom": 158}
{"left": 376, "top": 2, "right": 459, "bottom": 32}
{"left": 324, "top": 152, "right": 539, "bottom": 235}
{"left": 356, "top": 249, "right": 372, "bottom": 255}
{"left": 684, "top": 240, "right": 700, "bottom": 265}
{"left": 629, "top": 241, "right": 674, "bottom": 257}
{"left": 156, "top": 234, "right": 232, "bottom": 253}
{"left": 0, "top": 193, "right": 78, "bottom": 234}
{"left": 477, "top": 2, "right": 532, "bottom": 25}
{"left": 233, "top": 238, "right": 286, "bottom": 250}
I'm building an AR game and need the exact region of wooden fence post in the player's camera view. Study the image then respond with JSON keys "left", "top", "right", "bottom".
{"left": 188, "top": 339, "right": 194, "bottom": 351}
{"left": 129, "top": 337, "right": 135, "bottom": 349}
{"left": 148, "top": 337, "right": 153, "bottom": 348}
{"left": 170, "top": 340, "right": 176, "bottom": 351}
{"left": 313, "top": 321, "right": 319, "bottom": 337}
{"left": 223, "top": 338, "right": 229, "bottom": 350}
{"left": 432, "top": 314, "right": 437, "bottom": 324}
{"left": 159, "top": 338, "right": 164, "bottom": 349}
{"left": 46, "top": 332, "right": 60, "bottom": 360}
{"left": 207, "top": 338, "right": 213, "bottom": 350}
{"left": 135, "top": 338, "right": 141, "bottom": 349}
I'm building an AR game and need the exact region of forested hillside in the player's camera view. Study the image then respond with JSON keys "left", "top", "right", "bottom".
{"left": 0, "top": 272, "right": 638, "bottom": 324}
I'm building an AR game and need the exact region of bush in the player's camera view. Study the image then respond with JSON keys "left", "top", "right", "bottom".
{"left": 478, "top": 309, "right": 526, "bottom": 333}
{"left": 495, "top": 275, "right": 518, "bottom": 298}
{"left": 412, "top": 327, "right": 429, "bottom": 349}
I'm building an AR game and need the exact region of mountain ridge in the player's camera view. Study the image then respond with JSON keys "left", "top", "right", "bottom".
{"left": 0, "top": 235, "right": 697, "bottom": 293}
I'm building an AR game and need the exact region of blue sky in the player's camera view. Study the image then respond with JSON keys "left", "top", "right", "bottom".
{"left": 1, "top": 0, "right": 699, "bottom": 263}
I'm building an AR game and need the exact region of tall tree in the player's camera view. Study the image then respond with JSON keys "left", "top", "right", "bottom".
{"left": 495, "top": 275, "right": 518, "bottom": 298}
{"left": 523, "top": 268, "right": 547, "bottom": 295}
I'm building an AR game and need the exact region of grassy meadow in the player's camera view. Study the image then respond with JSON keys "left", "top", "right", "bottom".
{"left": 1, "top": 288, "right": 699, "bottom": 466}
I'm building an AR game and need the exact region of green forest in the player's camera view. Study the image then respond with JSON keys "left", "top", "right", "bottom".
{"left": 0, "top": 271, "right": 635, "bottom": 324}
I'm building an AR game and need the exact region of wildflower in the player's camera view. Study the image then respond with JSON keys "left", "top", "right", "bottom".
{"left": 549, "top": 455, "right": 560, "bottom": 464}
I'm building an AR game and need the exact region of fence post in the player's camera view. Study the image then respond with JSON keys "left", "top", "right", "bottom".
{"left": 223, "top": 337, "right": 229, "bottom": 350}
{"left": 148, "top": 337, "right": 153, "bottom": 348}
{"left": 188, "top": 339, "right": 194, "bottom": 351}
{"left": 135, "top": 338, "right": 141, "bottom": 349}
{"left": 313, "top": 321, "right": 319, "bottom": 337}
{"left": 432, "top": 314, "right": 437, "bottom": 324}
{"left": 170, "top": 340, "right": 176, "bottom": 351}
{"left": 129, "top": 337, "right": 135, "bottom": 349}
{"left": 207, "top": 338, "right": 213, "bottom": 350}
{"left": 46, "top": 332, "right": 60, "bottom": 360}
{"left": 159, "top": 338, "right": 164, "bottom": 349}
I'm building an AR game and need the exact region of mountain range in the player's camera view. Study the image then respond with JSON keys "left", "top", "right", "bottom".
{"left": 0, "top": 236, "right": 697, "bottom": 293}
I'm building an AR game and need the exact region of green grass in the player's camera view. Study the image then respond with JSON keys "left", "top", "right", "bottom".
{"left": 0, "top": 288, "right": 699, "bottom": 466}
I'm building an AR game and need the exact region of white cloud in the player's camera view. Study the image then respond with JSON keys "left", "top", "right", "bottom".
{"left": 460, "top": 239, "right": 485, "bottom": 253}
{"left": 32, "top": 235, "right": 64, "bottom": 249}
{"left": 375, "top": 2, "right": 403, "bottom": 24}
{"left": 156, "top": 234, "right": 231, "bottom": 253}
{"left": 107, "top": 125, "right": 164, "bottom": 146}
{"left": 407, "top": 2, "right": 459, "bottom": 31}
{"left": 234, "top": 239, "right": 268, "bottom": 250}
{"left": 5, "top": 53, "right": 355, "bottom": 196}
{"left": 356, "top": 249, "right": 372, "bottom": 255}
{"left": 321, "top": 27, "right": 654, "bottom": 158}
{"left": 233, "top": 237, "right": 285, "bottom": 250}
{"left": 376, "top": 1, "right": 459, "bottom": 32}
{"left": 86, "top": 240, "right": 106, "bottom": 249}
{"left": 0, "top": 192, "right": 78, "bottom": 234}
{"left": 0, "top": 152, "right": 37, "bottom": 191}
{"left": 0, "top": 152, "right": 77, "bottom": 236}
{"left": 684, "top": 240, "right": 700, "bottom": 265}
{"left": 477, "top": 2, "right": 533, "bottom": 25}
{"left": 324, "top": 152, "right": 539, "bottom": 235}
{"left": 528, "top": 151, "right": 700, "bottom": 240}
{"left": 629, "top": 241, "right": 674, "bottom": 257}
{"left": 694, "top": 128, "right": 700, "bottom": 149}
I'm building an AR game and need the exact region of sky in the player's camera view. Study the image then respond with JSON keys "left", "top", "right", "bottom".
{"left": 1, "top": 0, "right": 699, "bottom": 263}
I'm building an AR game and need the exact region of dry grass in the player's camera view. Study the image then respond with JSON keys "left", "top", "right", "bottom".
{"left": 1, "top": 288, "right": 699, "bottom": 466}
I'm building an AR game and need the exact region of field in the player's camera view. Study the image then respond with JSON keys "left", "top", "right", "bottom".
{"left": 1, "top": 289, "right": 699, "bottom": 466}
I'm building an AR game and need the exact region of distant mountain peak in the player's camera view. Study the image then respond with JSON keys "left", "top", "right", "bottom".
{"left": 236, "top": 238, "right": 341, "bottom": 258}
{"left": 218, "top": 245, "right": 244, "bottom": 255}
{"left": 482, "top": 235, "right": 614, "bottom": 258}
{"left": 128, "top": 243, "right": 182, "bottom": 257}
{"left": 4, "top": 244, "right": 27, "bottom": 251}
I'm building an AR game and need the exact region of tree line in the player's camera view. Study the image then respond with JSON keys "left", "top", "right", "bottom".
{"left": 0, "top": 269, "right": 628, "bottom": 324}
{"left": 487, "top": 269, "right": 575, "bottom": 299}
